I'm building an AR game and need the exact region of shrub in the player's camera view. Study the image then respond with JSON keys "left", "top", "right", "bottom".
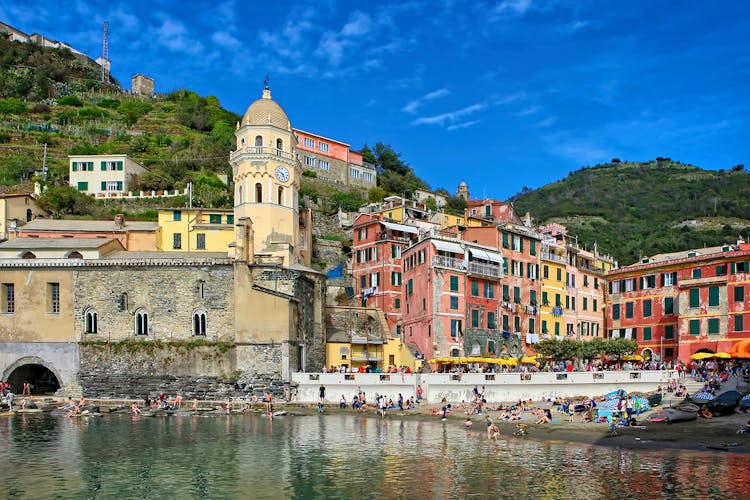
{"left": 58, "top": 95, "right": 84, "bottom": 107}
{"left": 302, "top": 169, "right": 317, "bottom": 177}
{"left": 0, "top": 98, "right": 26, "bottom": 114}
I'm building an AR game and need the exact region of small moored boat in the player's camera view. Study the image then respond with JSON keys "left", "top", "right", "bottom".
{"left": 664, "top": 403, "right": 699, "bottom": 423}
{"left": 707, "top": 391, "right": 740, "bottom": 416}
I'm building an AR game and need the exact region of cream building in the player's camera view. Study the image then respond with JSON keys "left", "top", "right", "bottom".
{"left": 69, "top": 154, "right": 148, "bottom": 197}
{"left": 0, "top": 194, "right": 45, "bottom": 240}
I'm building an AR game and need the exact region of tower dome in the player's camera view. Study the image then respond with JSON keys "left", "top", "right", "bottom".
{"left": 241, "top": 87, "right": 291, "bottom": 130}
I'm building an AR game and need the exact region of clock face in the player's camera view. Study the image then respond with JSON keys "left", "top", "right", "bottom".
{"left": 275, "top": 166, "right": 290, "bottom": 182}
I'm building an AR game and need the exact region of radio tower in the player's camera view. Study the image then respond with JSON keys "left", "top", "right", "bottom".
{"left": 99, "top": 21, "right": 110, "bottom": 84}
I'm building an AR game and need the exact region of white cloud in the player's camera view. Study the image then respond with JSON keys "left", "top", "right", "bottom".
{"left": 447, "top": 120, "right": 481, "bottom": 130}
{"left": 212, "top": 31, "right": 241, "bottom": 50}
{"left": 315, "top": 32, "right": 346, "bottom": 67}
{"left": 494, "top": 0, "right": 533, "bottom": 15}
{"left": 515, "top": 105, "right": 542, "bottom": 116}
{"left": 341, "top": 11, "right": 371, "bottom": 37}
{"left": 402, "top": 88, "right": 450, "bottom": 113}
{"left": 536, "top": 116, "right": 557, "bottom": 127}
{"left": 155, "top": 18, "right": 204, "bottom": 55}
{"left": 412, "top": 102, "right": 487, "bottom": 126}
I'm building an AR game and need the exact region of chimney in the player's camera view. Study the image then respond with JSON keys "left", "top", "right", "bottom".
{"left": 235, "top": 217, "right": 254, "bottom": 263}
{"left": 114, "top": 214, "right": 125, "bottom": 229}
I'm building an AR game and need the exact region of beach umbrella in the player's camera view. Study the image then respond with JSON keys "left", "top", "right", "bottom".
{"left": 711, "top": 352, "right": 731, "bottom": 359}
{"left": 621, "top": 354, "right": 643, "bottom": 361}
{"left": 520, "top": 356, "right": 538, "bottom": 364}
{"left": 690, "top": 352, "right": 714, "bottom": 360}
{"left": 691, "top": 392, "right": 715, "bottom": 403}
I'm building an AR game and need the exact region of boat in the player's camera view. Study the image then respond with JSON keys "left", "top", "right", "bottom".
{"left": 273, "top": 411, "right": 287, "bottom": 417}
{"left": 690, "top": 392, "right": 715, "bottom": 404}
{"left": 664, "top": 403, "right": 699, "bottom": 423}
{"left": 16, "top": 408, "right": 42, "bottom": 414}
{"left": 646, "top": 393, "right": 662, "bottom": 406}
{"left": 707, "top": 391, "right": 740, "bottom": 416}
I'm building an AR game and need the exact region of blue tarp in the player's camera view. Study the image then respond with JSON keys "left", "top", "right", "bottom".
{"left": 326, "top": 263, "right": 343, "bottom": 278}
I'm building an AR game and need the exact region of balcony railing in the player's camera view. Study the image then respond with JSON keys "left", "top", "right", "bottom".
{"left": 230, "top": 147, "right": 295, "bottom": 162}
{"left": 432, "top": 255, "right": 466, "bottom": 272}
{"left": 468, "top": 261, "right": 502, "bottom": 279}
{"left": 541, "top": 251, "right": 566, "bottom": 264}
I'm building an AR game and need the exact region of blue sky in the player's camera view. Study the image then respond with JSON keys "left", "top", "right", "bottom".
{"left": 2, "top": 0, "right": 748, "bottom": 199}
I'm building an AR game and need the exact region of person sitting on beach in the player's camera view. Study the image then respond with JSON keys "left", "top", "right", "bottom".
{"left": 66, "top": 404, "right": 80, "bottom": 417}
{"left": 699, "top": 405, "right": 713, "bottom": 419}
{"left": 737, "top": 420, "right": 750, "bottom": 434}
{"left": 465, "top": 417, "right": 472, "bottom": 428}
{"left": 130, "top": 402, "right": 142, "bottom": 415}
{"left": 191, "top": 399, "right": 199, "bottom": 411}
{"left": 491, "top": 425, "right": 500, "bottom": 440}
{"left": 536, "top": 409, "right": 552, "bottom": 424}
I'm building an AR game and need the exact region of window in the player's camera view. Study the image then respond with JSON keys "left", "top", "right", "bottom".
{"left": 227, "top": 215, "right": 234, "bottom": 224}
{"left": 529, "top": 240, "right": 536, "bottom": 256}
{"left": 173, "top": 211, "right": 182, "bottom": 221}
{"left": 734, "top": 286, "right": 744, "bottom": 302}
{"left": 662, "top": 272, "right": 677, "bottom": 286}
{"left": 173, "top": 233, "right": 182, "bottom": 249}
{"left": 209, "top": 214, "right": 222, "bottom": 224}
{"left": 484, "top": 282, "right": 494, "bottom": 299}
{"left": 708, "top": 318, "right": 719, "bottom": 335}
{"left": 304, "top": 137, "right": 315, "bottom": 148}
{"left": 84, "top": 310, "right": 98, "bottom": 334}
{"left": 689, "top": 288, "right": 699, "bottom": 308}
{"left": 583, "top": 297, "right": 588, "bottom": 311}
{"left": 471, "top": 309, "right": 479, "bottom": 328}
{"left": 708, "top": 287, "right": 719, "bottom": 306}
{"left": 593, "top": 299, "right": 597, "bottom": 312}
{"left": 543, "top": 265, "right": 549, "bottom": 279}
{"left": 278, "top": 186, "right": 284, "bottom": 205}
{"left": 407, "top": 279, "right": 413, "bottom": 296}
{"left": 530, "top": 290, "right": 537, "bottom": 306}
{"left": 613, "top": 304, "right": 620, "bottom": 320}
{"left": 349, "top": 168, "right": 360, "bottom": 179}
{"left": 362, "top": 172, "right": 374, "bottom": 182}
{"left": 318, "top": 160, "right": 329, "bottom": 171}
{"left": 450, "top": 296, "right": 459, "bottom": 310}
{"left": 556, "top": 268, "right": 562, "bottom": 282}
{"left": 488, "top": 311, "right": 496, "bottom": 329}
{"left": 318, "top": 141, "right": 329, "bottom": 152}
{"left": 118, "top": 293, "right": 128, "bottom": 312}
{"left": 625, "top": 302, "right": 633, "bottom": 318}
{"left": 513, "top": 286, "right": 521, "bottom": 303}
{"left": 735, "top": 314, "right": 744, "bottom": 332}
{"left": 450, "top": 275, "right": 459, "bottom": 292}
{"left": 255, "top": 135, "right": 263, "bottom": 148}
{"left": 555, "top": 322, "right": 560, "bottom": 335}
{"left": 102, "top": 181, "right": 122, "bottom": 191}
{"left": 555, "top": 293, "right": 562, "bottom": 307}
{"left": 193, "top": 310, "right": 207, "bottom": 336}
{"left": 135, "top": 310, "right": 149, "bottom": 336}
{"left": 542, "top": 291, "right": 548, "bottom": 306}
{"left": 689, "top": 319, "right": 700, "bottom": 335}
{"left": 391, "top": 244, "right": 402, "bottom": 259}
{"left": 304, "top": 156, "right": 315, "bottom": 166}
{"left": 450, "top": 319, "right": 462, "bottom": 337}
{"left": 541, "top": 320, "right": 548, "bottom": 333}
{"left": 370, "top": 273, "right": 379, "bottom": 287}
{"left": 512, "top": 235, "right": 522, "bottom": 252}
{"left": 391, "top": 272, "right": 402, "bottom": 286}
{"left": 502, "top": 232, "right": 509, "bottom": 249}
{"left": 643, "top": 327, "right": 652, "bottom": 341}
{"left": 48, "top": 283, "right": 60, "bottom": 314}
{"left": 664, "top": 297, "right": 674, "bottom": 315}
{"left": 528, "top": 318, "right": 535, "bottom": 334}
{"left": 77, "top": 181, "right": 88, "bottom": 191}
{"left": 716, "top": 264, "right": 726, "bottom": 276}
{"left": 571, "top": 297, "right": 576, "bottom": 311}
{"left": 2, "top": 283, "right": 14, "bottom": 313}
{"left": 643, "top": 299, "right": 652, "bottom": 317}
{"left": 502, "top": 285, "right": 510, "bottom": 301}
{"left": 502, "top": 314, "right": 510, "bottom": 330}
{"left": 471, "top": 280, "right": 479, "bottom": 297}
{"left": 514, "top": 316, "right": 521, "bottom": 332}
{"left": 664, "top": 325, "right": 674, "bottom": 339}
{"left": 692, "top": 268, "right": 701, "bottom": 278}
{"left": 196, "top": 234, "right": 206, "bottom": 250}
{"left": 394, "top": 298, "right": 400, "bottom": 309}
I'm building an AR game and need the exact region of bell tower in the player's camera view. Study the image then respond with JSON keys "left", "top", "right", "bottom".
{"left": 230, "top": 84, "right": 301, "bottom": 266}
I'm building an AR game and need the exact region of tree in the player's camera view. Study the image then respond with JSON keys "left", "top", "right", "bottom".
{"left": 0, "top": 97, "right": 26, "bottom": 114}
{"left": 360, "top": 144, "right": 376, "bottom": 165}
{"left": 0, "top": 154, "right": 36, "bottom": 183}
{"left": 37, "top": 185, "right": 94, "bottom": 216}
{"left": 446, "top": 196, "right": 467, "bottom": 213}
{"left": 140, "top": 169, "right": 175, "bottom": 192}
{"left": 424, "top": 196, "right": 437, "bottom": 211}
{"left": 368, "top": 186, "right": 387, "bottom": 203}
{"left": 117, "top": 100, "right": 153, "bottom": 125}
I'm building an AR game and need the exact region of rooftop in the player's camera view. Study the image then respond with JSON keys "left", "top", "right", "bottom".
{"left": 19, "top": 219, "right": 158, "bottom": 233}
{"left": 0, "top": 238, "right": 118, "bottom": 249}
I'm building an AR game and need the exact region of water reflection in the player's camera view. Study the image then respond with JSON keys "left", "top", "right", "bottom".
{"left": 0, "top": 413, "right": 748, "bottom": 499}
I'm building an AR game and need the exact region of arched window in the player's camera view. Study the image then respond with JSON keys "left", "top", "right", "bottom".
{"left": 276, "top": 138, "right": 283, "bottom": 155}
{"left": 118, "top": 293, "right": 128, "bottom": 312}
{"left": 240, "top": 138, "right": 245, "bottom": 147}
{"left": 135, "top": 309, "right": 149, "bottom": 336}
{"left": 237, "top": 185, "right": 243, "bottom": 204}
{"left": 255, "top": 183, "right": 263, "bottom": 203}
{"left": 84, "top": 309, "right": 98, "bottom": 334}
{"left": 193, "top": 310, "right": 207, "bottom": 336}
{"left": 26, "top": 209, "right": 32, "bottom": 222}
{"left": 196, "top": 280, "right": 205, "bottom": 299}
{"left": 254, "top": 135, "right": 263, "bottom": 151}
{"left": 450, "top": 347, "right": 460, "bottom": 357}
{"left": 68, "top": 251, "right": 83, "bottom": 259}
{"left": 21, "top": 252, "right": 36, "bottom": 259}
{"left": 278, "top": 186, "right": 284, "bottom": 205}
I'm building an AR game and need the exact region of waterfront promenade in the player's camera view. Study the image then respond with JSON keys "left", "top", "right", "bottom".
{"left": 291, "top": 370, "right": 676, "bottom": 404}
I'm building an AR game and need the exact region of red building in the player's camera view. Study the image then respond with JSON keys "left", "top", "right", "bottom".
{"left": 606, "top": 241, "right": 750, "bottom": 362}
{"left": 351, "top": 214, "right": 419, "bottom": 335}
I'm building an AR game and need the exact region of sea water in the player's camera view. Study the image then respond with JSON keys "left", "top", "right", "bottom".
{"left": 1, "top": 413, "right": 748, "bottom": 499}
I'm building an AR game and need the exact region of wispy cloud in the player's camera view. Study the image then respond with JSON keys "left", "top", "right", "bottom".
{"left": 514, "top": 105, "right": 542, "bottom": 116}
{"left": 412, "top": 102, "right": 487, "bottom": 126}
{"left": 155, "top": 17, "right": 204, "bottom": 55}
{"left": 212, "top": 31, "right": 241, "bottom": 50}
{"left": 402, "top": 88, "right": 450, "bottom": 113}
{"left": 447, "top": 120, "right": 481, "bottom": 130}
{"left": 493, "top": 0, "right": 533, "bottom": 16}
{"left": 536, "top": 116, "right": 557, "bottom": 127}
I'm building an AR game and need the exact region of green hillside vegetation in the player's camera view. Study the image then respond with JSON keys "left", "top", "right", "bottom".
{"left": 511, "top": 159, "right": 750, "bottom": 265}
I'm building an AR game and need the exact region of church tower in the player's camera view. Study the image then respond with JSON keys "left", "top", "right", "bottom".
{"left": 456, "top": 180, "right": 470, "bottom": 201}
{"left": 231, "top": 85, "right": 301, "bottom": 266}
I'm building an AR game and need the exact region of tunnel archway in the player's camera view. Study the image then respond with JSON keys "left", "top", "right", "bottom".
{"left": 5, "top": 362, "right": 61, "bottom": 395}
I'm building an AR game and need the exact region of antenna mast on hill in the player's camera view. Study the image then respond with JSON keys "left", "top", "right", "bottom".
{"left": 100, "top": 21, "right": 110, "bottom": 84}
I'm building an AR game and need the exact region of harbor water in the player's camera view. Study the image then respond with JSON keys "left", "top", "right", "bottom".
{"left": 1, "top": 413, "right": 748, "bottom": 499}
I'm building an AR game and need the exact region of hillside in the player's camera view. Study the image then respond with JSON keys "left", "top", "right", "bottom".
{"left": 510, "top": 160, "right": 750, "bottom": 265}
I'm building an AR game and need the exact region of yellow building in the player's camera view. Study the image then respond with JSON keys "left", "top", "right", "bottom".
{"left": 367, "top": 196, "right": 466, "bottom": 229}
{"left": 230, "top": 86, "right": 301, "bottom": 266}
{"left": 540, "top": 239, "right": 566, "bottom": 338}
{"left": 324, "top": 307, "right": 417, "bottom": 371}
{"left": 157, "top": 208, "right": 234, "bottom": 252}
{"left": 0, "top": 194, "right": 45, "bottom": 240}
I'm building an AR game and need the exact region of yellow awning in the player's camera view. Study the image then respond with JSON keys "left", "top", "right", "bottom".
{"left": 690, "top": 352, "right": 714, "bottom": 360}
{"left": 621, "top": 354, "right": 643, "bottom": 361}
{"left": 520, "top": 356, "right": 538, "bottom": 363}
{"left": 712, "top": 352, "right": 731, "bottom": 359}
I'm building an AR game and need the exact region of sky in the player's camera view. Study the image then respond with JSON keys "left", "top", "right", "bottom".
{"left": 2, "top": 0, "right": 748, "bottom": 199}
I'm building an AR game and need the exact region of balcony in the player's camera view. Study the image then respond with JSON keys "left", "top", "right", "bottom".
{"left": 432, "top": 255, "right": 467, "bottom": 272}
{"left": 541, "top": 251, "right": 566, "bottom": 264}
{"left": 468, "top": 261, "right": 502, "bottom": 279}
{"left": 376, "top": 231, "right": 412, "bottom": 244}
{"left": 230, "top": 147, "right": 295, "bottom": 162}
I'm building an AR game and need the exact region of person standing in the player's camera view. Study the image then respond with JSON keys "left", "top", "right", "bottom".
{"left": 416, "top": 385, "right": 423, "bottom": 403}
{"left": 398, "top": 393, "right": 404, "bottom": 410}
{"left": 625, "top": 396, "right": 634, "bottom": 421}
{"left": 319, "top": 385, "right": 326, "bottom": 403}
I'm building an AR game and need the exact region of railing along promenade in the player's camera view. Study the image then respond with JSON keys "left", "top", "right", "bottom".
{"left": 291, "top": 370, "right": 676, "bottom": 404}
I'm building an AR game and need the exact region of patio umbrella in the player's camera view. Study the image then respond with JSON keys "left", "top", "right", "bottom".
{"left": 621, "top": 354, "right": 643, "bottom": 361}
{"left": 520, "top": 356, "right": 538, "bottom": 364}
{"left": 712, "top": 352, "right": 731, "bottom": 359}
{"left": 690, "top": 392, "right": 715, "bottom": 403}
{"left": 690, "top": 352, "right": 714, "bottom": 360}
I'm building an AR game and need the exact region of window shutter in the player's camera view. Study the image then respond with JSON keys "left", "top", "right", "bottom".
{"left": 502, "top": 232, "right": 509, "bottom": 248}
{"left": 116, "top": 181, "right": 123, "bottom": 190}
{"left": 503, "top": 258, "right": 508, "bottom": 274}
{"left": 72, "top": 162, "right": 78, "bottom": 171}
{"left": 391, "top": 245, "right": 396, "bottom": 258}
{"left": 356, "top": 250, "right": 361, "bottom": 263}
{"left": 101, "top": 161, "right": 106, "bottom": 171}
{"left": 117, "top": 161, "right": 123, "bottom": 171}
{"left": 101, "top": 181, "right": 106, "bottom": 190}
{"left": 519, "top": 237, "right": 524, "bottom": 252}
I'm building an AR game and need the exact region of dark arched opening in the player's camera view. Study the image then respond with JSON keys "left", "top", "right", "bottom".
{"left": 6, "top": 364, "right": 61, "bottom": 394}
